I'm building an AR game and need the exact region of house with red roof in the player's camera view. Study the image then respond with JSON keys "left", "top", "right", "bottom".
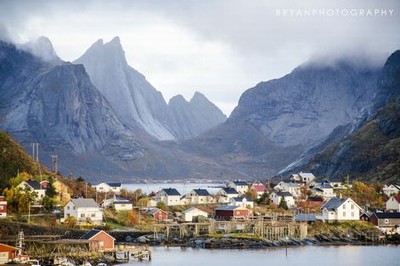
{"left": 250, "top": 182, "right": 267, "bottom": 199}
{"left": 386, "top": 195, "right": 400, "bottom": 212}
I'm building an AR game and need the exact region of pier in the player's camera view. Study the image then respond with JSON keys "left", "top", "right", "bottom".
{"left": 153, "top": 218, "right": 307, "bottom": 240}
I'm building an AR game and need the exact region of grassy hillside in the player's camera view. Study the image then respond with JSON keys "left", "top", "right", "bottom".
{"left": 0, "top": 130, "right": 56, "bottom": 190}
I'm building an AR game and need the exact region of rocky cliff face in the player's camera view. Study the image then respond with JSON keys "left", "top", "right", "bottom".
{"left": 0, "top": 40, "right": 232, "bottom": 181}
{"left": 182, "top": 58, "right": 382, "bottom": 177}
{"left": 230, "top": 60, "right": 381, "bottom": 147}
{"left": 285, "top": 51, "right": 400, "bottom": 182}
{"left": 169, "top": 92, "right": 226, "bottom": 139}
{"left": 74, "top": 37, "right": 226, "bottom": 140}
{"left": 74, "top": 37, "right": 177, "bottom": 140}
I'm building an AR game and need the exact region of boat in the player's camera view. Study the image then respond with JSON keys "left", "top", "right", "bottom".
{"left": 25, "top": 259, "right": 41, "bottom": 266}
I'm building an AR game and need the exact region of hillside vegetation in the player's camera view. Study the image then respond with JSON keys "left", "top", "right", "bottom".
{"left": 0, "top": 131, "right": 57, "bottom": 190}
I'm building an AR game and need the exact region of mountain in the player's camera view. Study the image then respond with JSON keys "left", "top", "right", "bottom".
{"left": 284, "top": 51, "right": 400, "bottom": 183}
{"left": 74, "top": 37, "right": 226, "bottom": 140}
{"left": 168, "top": 92, "right": 227, "bottom": 139}
{"left": 0, "top": 39, "right": 234, "bottom": 181}
{"left": 182, "top": 58, "right": 382, "bottom": 177}
{"left": 20, "top": 36, "right": 63, "bottom": 66}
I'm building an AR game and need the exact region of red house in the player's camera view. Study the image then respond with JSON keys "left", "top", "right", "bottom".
{"left": 215, "top": 205, "right": 250, "bottom": 221}
{"left": 80, "top": 229, "right": 115, "bottom": 251}
{"left": 306, "top": 196, "right": 324, "bottom": 207}
{"left": 145, "top": 208, "right": 168, "bottom": 222}
{"left": 0, "top": 196, "right": 7, "bottom": 218}
{"left": 0, "top": 243, "right": 17, "bottom": 264}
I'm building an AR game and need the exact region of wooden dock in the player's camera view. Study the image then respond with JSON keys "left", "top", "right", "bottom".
{"left": 153, "top": 218, "right": 307, "bottom": 240}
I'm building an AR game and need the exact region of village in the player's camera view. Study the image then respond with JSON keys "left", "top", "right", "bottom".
{"left": 1, "top": 172, "right": 400, "bottom": 265}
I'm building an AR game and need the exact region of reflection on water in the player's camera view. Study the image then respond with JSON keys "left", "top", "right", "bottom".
{"left": 118, "top": 245, "right": 400, "bottom": 266}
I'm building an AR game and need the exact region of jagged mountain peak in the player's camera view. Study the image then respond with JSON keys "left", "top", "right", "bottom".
{"left": 20, "top": 36, "right": 62, "bottom": 65}
{"left": 169, "top": 94, "right": 188, "bottom": 105}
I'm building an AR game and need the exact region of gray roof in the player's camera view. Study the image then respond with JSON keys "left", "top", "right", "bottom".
{"left": 182, "top": 207, "right": 208, "bottom": 214}
{"left": 233, "top": 180, "right": 248, "bottom": 186}
{"left": 161, "top": 188, "right": 181, "bottom": 196}
{"left": 107, "top": 182, "right": 122, "bottom": 188}
{"left": 322, "top": 197, "right": 347, "bottom": 210}
{"left": 145, "top": 208, "right": 165, "bottom": 215}
{"left": 26, "top": 180, "right": 42, "bottom": 190}
{"left": 80, "top": 229, "right": 115, "bottom": 240}
{"left": 276, "top": 191, "right": 293, "bottom": 197}
{"left": 221, "top": 187, "right": 238, "bottom": 194}
{"left": 215, "top": 205, "right": 241, "bottom": 211}
{"left": 373, "top": 212, "right": 400, "bottom": 219}
{"left": 71, "top": 198, "right": 99, "bottom": 208}
{"left": 232, "top": 196, "right": 253, "bottom": 202}
{"left": 298, "top": 172, "right": 315, "bottom": 179}
{"left": 295, "top": 213, "right": 317, "bottom": 222}
{"left": 192, "top": 189, "right": 211, "bottom": 196}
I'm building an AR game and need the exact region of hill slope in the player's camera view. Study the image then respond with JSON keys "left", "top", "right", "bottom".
{"left": 291, "top": 50, "right": 400, "bottom": 182}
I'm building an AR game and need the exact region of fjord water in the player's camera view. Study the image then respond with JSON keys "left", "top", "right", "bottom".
{"left": 119, "top": 245, "right": 400, "bottom": 266}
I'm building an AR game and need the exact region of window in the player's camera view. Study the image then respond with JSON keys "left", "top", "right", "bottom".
{"left": 81, "top": 213, "right": 85, "bottom": 218}
{"left": 91, "top": 213, "right": 95, "bottom": 217}
{"left": 351, "top": 212, "right": 354, "bottom": 217}
{"left": 343, "top": 204, "right": 346, "bottom": 209}
{"left": 351, "top": 204, "right": 354, "bottom": 209}
{"left": 343, "top": 212, "right": 346, "bottom": 217}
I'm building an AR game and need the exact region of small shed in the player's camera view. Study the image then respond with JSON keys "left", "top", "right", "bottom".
{"left": 182, "top": 207, "right": 209, "bottom": 222}
{"left": 0, "top": 243, "right": 17, "bottom": 264}
{"left": 80, "top": 229, "right": 115, "bottom": 251}
{"left": 215, "top": 205, "right": 250, "bottom": 221}
{"left": 145, "top": 208, "right": 168, "bottom": 222}
{"left": 370, "top": 212, "right": 400, "bottom": 228}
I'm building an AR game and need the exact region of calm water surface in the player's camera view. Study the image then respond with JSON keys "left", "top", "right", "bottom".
{"left": 119, "top": 245, "right": 400, "bottom": 266}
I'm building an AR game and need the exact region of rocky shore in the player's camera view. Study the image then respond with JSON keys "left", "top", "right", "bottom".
{"left": 133, "top": 233, "right": 380, "bottom": 250}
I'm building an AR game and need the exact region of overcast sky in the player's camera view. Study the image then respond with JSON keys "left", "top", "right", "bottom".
{"left": 1, "top": 0, "right": 399, "bottom": 115}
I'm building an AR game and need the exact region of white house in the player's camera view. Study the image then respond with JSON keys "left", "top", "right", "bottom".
{"left": 274, "top": 181, "right": 302, "bottom": 198}
{"left": 312, "top": 181, "right": 335, "bottom": 199}
{"left": 321, "top": 197, "right": 362, "bottom": 222}
{"left": 216, "top": 187, "right": 239, "bottom": 203}
{"left": 269, "top": 191, "right": 295, "bottom": 209}
{"left": 383, "top": 184, "right": 400, "bottom": 197}
{"left": 185, "top": 189, "right": 215, "bottom": 205}
{"left": 228, "top": 180, "right": 249, "bottom": 195}
{"left": 101, "top": 195, "right": 132, "bottom": 210}
{"left": 230, "top": 196, "right": 254, "bottom": 209}
{"left": 94, "top": 182, "right": 122, "bottom": 194}
{"left": 386, "top": 195, "right": 400, "bottom": 212}
{"left": 181, "top": 207, "right": 209, "bottom": 222}
{"left": 155, "top": 188, "right": 181, "bottom": 206}
{"left": 290, "top": 172, "right": 316, "bottom": 184}
{"left": 17, "top": 180, "right": 46, "bottom": 203}
{"left": 64, "top": 198, "right": 103, "bottom": 225}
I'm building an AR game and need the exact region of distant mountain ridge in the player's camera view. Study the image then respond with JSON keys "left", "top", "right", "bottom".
{"left": 74, "top": 37, "right": 226, "bottom": 140}
{"left": 1, "top": 36, "right": 397, "bottom": 182}
{"left": 181, "top": 57, "right": 383, "bottom": 177}
{"left": 281, "top": 50, "right": 400, "bottom": 183}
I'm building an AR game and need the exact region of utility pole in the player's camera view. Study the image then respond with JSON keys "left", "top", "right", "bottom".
{"left": 51, "top": 155, "right": 58, "bottom": 173}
